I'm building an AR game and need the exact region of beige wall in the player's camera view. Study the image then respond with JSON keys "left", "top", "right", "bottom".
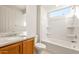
{"left": 26, "top": 5, "right": 37, "bottom": 35}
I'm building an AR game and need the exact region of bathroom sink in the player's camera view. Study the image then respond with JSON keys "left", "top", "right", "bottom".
{"left": 0, "top": 37, "right": 22, "bottom": 44}
{"left": 0, "top": 37, "right": 23, "bottom": 47}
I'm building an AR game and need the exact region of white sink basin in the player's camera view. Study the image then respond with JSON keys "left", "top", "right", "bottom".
{"left": 0, "top": 37, "right": 22, "bottom": 44}
{"left": 0, "top": 37, "right": 24, "bottom": 47}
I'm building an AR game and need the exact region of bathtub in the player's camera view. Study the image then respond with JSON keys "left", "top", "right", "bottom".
{"left": 42, "top": 38, "right": 79, "bottom": 54}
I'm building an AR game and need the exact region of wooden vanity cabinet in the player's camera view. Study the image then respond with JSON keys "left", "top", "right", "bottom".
{"left": 0, "top": 37, "right": 34, "bottom": 54}
{"left": 0, "top": 42, "right": 22, "bottom": 54}
{"left": 23, "top": 38, "right": 34, "bottom": 54}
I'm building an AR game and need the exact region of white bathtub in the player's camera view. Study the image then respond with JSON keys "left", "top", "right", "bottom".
{"left": 42, "top": 38, "right": 79, "bottom": 54}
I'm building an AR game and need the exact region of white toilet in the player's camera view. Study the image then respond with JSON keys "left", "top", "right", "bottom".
{"left": 35, "top": 35, "right": 46, "bottom": 54}
{"left": 35, "top": 43, "right": 46, "bottom": 54}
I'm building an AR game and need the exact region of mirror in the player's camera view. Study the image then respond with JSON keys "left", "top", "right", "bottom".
{"left": 0, "top": 5, "right": 27, "bottom": 36}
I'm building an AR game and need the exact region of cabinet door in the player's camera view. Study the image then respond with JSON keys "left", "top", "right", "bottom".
{"left": 0, "top": 42, "right": 22, "bottom": 54}
{"left": 0, "top": 51, "right": 9, "bottom": 54}
{"left": 23, "top": 38, "right": 34, "bottom": 54}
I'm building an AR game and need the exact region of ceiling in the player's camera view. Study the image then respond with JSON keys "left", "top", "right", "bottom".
{"left": 1, "top": 5, "right": 69, "bottom": 11}
{"left": 5, "top": 5, "right": 68, "bottom": 11}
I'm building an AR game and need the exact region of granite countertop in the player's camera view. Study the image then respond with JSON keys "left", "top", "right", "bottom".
{"left": 0, "top": 35, "right": 35, "bottom": 47}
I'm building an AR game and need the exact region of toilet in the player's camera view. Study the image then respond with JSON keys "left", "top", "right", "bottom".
{"left": 35, "top": 35, "right": 46, "bottom": 54}
{"left": 35, "top": 43, "right": 46, "bottom": 54}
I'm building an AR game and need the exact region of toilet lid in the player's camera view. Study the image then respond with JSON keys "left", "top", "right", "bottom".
{"left": 35, "top": 43, "right": 46, "bottom": 48}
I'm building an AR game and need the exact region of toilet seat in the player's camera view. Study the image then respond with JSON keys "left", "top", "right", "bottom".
{"left": 35, "top": 43, "right": 46, "bottom": 49}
